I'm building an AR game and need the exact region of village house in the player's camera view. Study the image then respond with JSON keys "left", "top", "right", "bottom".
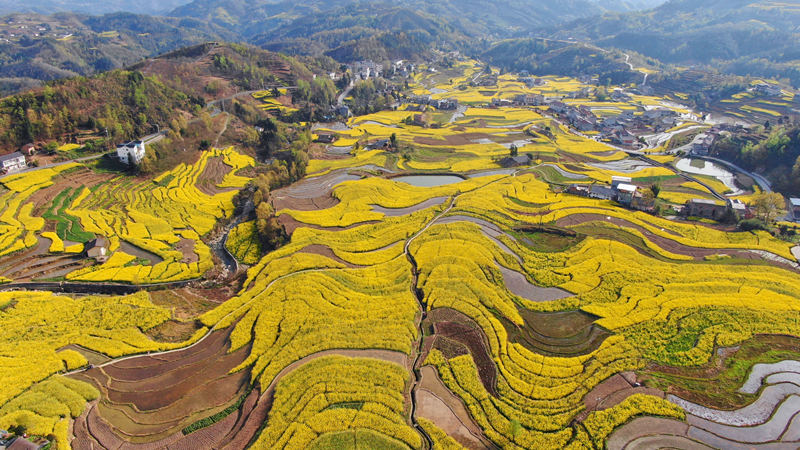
{"left": 0, "top": 151, "right": 27, "bottom": 174}
{"left": 434, "top": 98, "right": 458, "bottom": 110}
{"left": 116, "top": 141, "right": 146, "bottom": 166}
{"left": 350, "top": 60, "right": 383, "bottom": 80}
{"left": 589, "top": 184, "right": 616, "bottom": 201}
{"left": 366, "top": 139, "right": 390, "bottom": 150}
{"left": 611, "top": 176, "right": 632, "bottom": 189}
{"left": 614, "top": 130, "right": 639, "bottom": 147}
{"left": 20, "top": 143, "right": 35, "bottom": 156}
{"left": 315, "top": 133, "right": 336, "bottom": 144}
{"left": 336, "top": 105, "right": 352, "bottom": 118}
{"left": 691, "top": 132, "right": 718, "bottom": 155}
{"left": 498, "top": 155, "right": 532, "bottom": 168}
{"left": 514, "top": 94, "right": 544, "bottom": 106}
{"left": 85, "top": 237, "right": 110, "bottom": 263}
{"left": 616, "top": 183, "right": 638, "bottom": 206}
{"left": 685, "top": 199, "right": 728, "bottom": 220}
{"left": 753, "top": 83, "right": 783, "bottom": 97}
{"left": 411, "top": 114, "right": 428, "bottom": 127}
{"left": 728, "top": 198, "right": 751, "bottom": 219}
{"left": 791, "top": 198, "right": 800, "bottom": 221}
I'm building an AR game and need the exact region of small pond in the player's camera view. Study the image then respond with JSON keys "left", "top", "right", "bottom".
{"left": 393, "top": 175, "right": 465, "bottom": 187}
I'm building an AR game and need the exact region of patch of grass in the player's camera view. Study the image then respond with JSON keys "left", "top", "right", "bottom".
{"left": 512, "top": 226, "right": 584, "bottom": 253}
{"left": 182, "top": 386, "right": 253, "bottom": 435}
{"left": 323, "top": 401, "right": 364, "bottom": 411}
{"left": 42, "top": 188, "right": 95, "bottom": 243}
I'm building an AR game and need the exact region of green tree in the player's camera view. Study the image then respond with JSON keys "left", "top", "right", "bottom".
{"left": 750, "top": 192, "right": 786, "bottom": 223}
{"left": 650, "top": 183, "right": 661, "bottom": 199}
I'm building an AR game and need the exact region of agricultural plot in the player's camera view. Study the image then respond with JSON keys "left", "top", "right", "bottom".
{"left": 192, "top": 149, "right": 800, "bottom": 448}
{"left": 0, "top": 146, "right": 254, "bottom": 285}
{"left": 4, "top": 61, "right": 799, "bottom": 450}
{"left": 0, "top": 290, "right": 205, "bottom": 448}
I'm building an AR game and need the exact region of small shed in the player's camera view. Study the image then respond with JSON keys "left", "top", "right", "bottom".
{"left": 20, "top": 143, "right": 36, "bottom": 156}
{"left": 85, "top": 237, "right": 109, "bottom": 263}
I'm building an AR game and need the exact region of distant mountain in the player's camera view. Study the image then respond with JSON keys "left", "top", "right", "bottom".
{"left": 0, "top": 13, "right": 232, "bottom": 95}
{"left": 169, "top": 0, "right": 612, "bottom": 40}
{"left": 589, "top": 0, "right": 666, "bottom": 11}
{"left": 0, "top": 0, "right": 192, "bottom": 16}
{"left": 481, "top": 38, "right": 641, "bottom": 85}
{"left": 548, "top": 0, "right": 800, "bottom": 86}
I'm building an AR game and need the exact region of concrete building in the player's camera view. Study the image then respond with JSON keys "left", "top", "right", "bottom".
{"left": 116, "top": 141, "right": 146, "bottom": 165}
{"left": 616, "top": 183, "right": 638, "bottom": 206}
{"left": 790, "top": 198, "right": 800, "bottom": 221}
{"left": 0, "top": 151, "right": 27, "bottom": 174}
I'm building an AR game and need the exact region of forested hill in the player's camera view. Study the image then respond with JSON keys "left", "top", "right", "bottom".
{"left": 0, "top": 0, "right": 191, "bottom": 16}
{"left": 0, "top": 42, "right": 312, "bottom": 151}
{"left": 0, "top": 12, "right": 232, "bottom": 95}
{"left": 547, "top": 0, "right": 800, "bottom": 86}
{"left": 169, "top": 0, "right": 613, "bottom": 40}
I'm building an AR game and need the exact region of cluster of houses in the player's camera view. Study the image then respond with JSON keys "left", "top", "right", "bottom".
{"left": 0, "top": 430, "right": 44, "bottom": 450}
{"left": 566, "top": 176, "right": 754, "bottom": 221}
{"left": 405, "top": 95, "right": 459, "bottom": 111}
{"left": 390, "top": 60, "right": 416, "bottom": 78}
{"left": 566, "top": 176, "right": 654, "bottom": 211}
{"left": 349, "top": 61, "right": 384, "bottom": 80}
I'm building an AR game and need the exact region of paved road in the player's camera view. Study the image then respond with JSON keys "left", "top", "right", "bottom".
{"left": 337, "top": 81, "right": 354, "bottom": 107}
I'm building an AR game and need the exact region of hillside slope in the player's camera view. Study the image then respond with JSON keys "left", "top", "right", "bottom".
{"left": 549, "top": 0, "right": 800, "bottom": 86}
{"left": 0, "top": 12, "right": 232, "bottom": 95}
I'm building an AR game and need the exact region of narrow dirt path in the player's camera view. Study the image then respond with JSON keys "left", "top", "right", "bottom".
{"left": 215, "top": 113, "right": 230, "bottom": 148}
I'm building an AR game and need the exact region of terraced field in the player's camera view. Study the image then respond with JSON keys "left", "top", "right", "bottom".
{"left": 2, "top": 61, "right": 800, "bottom": 450}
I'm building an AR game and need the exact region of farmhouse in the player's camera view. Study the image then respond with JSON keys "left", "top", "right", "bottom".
{"left": 685, "top": 199, "right": 728, "bottom": 220}
{"left": 611, "top": 176, "right": 632, "bottom": 189}
{"left": 315, "top": 133, "right": 336, "bottom": 144}
{"left": 20, "top": 143, "right": 35, "bottom": 156}
{"left": 85, "top": 237, "right": 110, "bottom": 263}
{"left": 514, "top": 94, "right": 544, "bottom": 106}
{"left": 615, "top": 183, "right": 638, "bottom": 206}
{"left": 0, "top": 151, "right": 27, "bottom": 174}
{"left": 728, "top": 198, "right": 750, "bottom": 219}
{"left": 790, "top": 198, "right": 800, "bottom": 221}
{"left": 116, "top": 141, "right": 146, "bottom": 165}
{"left": 498, "top": 155, "right": 531, "bottom": 168}
{"left": 753, "top": 83, "right": 782, "bottom": 97}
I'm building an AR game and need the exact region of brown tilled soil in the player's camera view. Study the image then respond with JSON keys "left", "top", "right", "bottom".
{"left": 196, "top": 156, "right": 234, "bottom": 196}
{"left": 424, "top": 308, "right": 498, "bottom": 396}
{"left": 418, "top": 366, "right": 491, "bottom": 449}
{"left": 148, "top": 289, "right": 219, "bottom": 321}
{"left": 277, "top": 214, "right": 379, "bottom": 235}
{"left": 175, "top": 238, "right": 199, "bottom": 264}
{"left": 297, "top": 244, "right": 363, "bottom": 268}
{"left": 576, "top": 372, "right": 664, "bottom": 422}
{"left": 70, "top": 328, "right": 251, "bottom": 443}
{"left": 272, "top": 194, "right": 338, "bottom": 212}
{"left": 28, "top": 168, "right": 114, "bottom": 215}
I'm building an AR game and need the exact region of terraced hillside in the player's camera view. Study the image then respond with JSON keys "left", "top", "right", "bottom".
{"left": 1, "top": 58, "right": 800, "bottom": 450}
